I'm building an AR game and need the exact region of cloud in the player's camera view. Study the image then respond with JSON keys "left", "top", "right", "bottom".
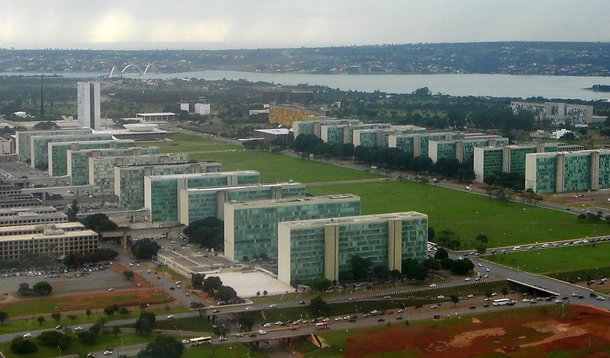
{"left": 148, "top": 20, "right": 233, "bottom": 43}
{"left": 89, "top": 11, "right": 137, "bottom": 43}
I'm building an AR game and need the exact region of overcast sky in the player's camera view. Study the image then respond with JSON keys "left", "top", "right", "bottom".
{"left": 2, "top": 0, "right": 609, "bottom": 49}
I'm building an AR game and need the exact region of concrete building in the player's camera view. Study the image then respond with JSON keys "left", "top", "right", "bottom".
{"left": 292, "top": 118, "right": 359, "bottom": 139}
{"left": 277, "top": 212, "right": 428, "bottom": 285}
{"left": 0, "top": 211, "right": 68, "bottom": 227}
{"left": 0, "top": 206, "right": 57, "bottom": 217}
{"left": 428, "top": 135, "right": 509, "bottom": 163}
{"left": 352, "top": 125, "right": 426, "bottom": 148}
{"left": 0, "top": 194, "right": 43, "bottom": 209}
{"left": 30, "top": 133, "right": 115, "bottom": 169}
{"left": 67, "top": 147, "right": 161, "bottom": 185}
{"left": 136, "top": 113, "right": 176, "bottom": 122}
{"left": 473, "top": 143, "right": 559, "bottom": 182}
{"left": 144, "top": 171, "right": 260, "bottom": 223}
{"left": 16, "top": 128, "right": 92, "bottom": 163}
{"left": 90, "top": 153, "right": 190, "bottom": 193}
{"left": 525, "top": 149, "right": 610, "bottom": 193}
{"left": 254, "top": 128, "right": 292, "bottom": 143}
{"left": 0, "top": 222, "right": 83, "bottom": 236}
{"left": 116, "top": 161, "right": 221, "bottom": 209}
{"left": 269, "top": 106, "right": 317, "bottom": 127}
{"left": 178, "top": 182, "right": 306, "bottom": 225}
{"left": 194, "top": 103, "right": 211, "bottom": 115}
{"left": 0, "top": 137, "right": 12, "bottom": 155}
{"left": 389, "top": 132, "right": 464, "bottom": 158}
{"left": 77, "top": 82, "right": 101, "bottom": 130}
{"left": 48, "top": 140, "right": 135, "bottom": 176}
{"left": 224, "top": 194, "right": 361, "bottom": 261}
{"left": 0, "top": 223, "right": 97, "bottom": 260}
{"left": 511, "top": 101, "right": 594, "bottom": 126}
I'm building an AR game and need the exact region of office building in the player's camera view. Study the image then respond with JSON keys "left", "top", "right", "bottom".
{"left": 292, "top": 118, "right": 359, "bottom": 139}
{"left": 269, "top": 106, "right": 317, "bottom": 127}
{"left": 0, "top": 137, "right": 11, "bottom": 155}
{"left": 428, "top": 135, "right": 509, "bottom": 163}
{"left": 0, "top": 223, "right": 97, "bottom": 260}
{"left": 224, "top": 194, "right": 361, "bottom": 261}
{"left": 352, "top": 125, "right": 426, "bottom": 148}
{"left": 67, "top": 147, "right": 161, "bottom": 185}
{"left": 90, "top": 153, "right": 190, "bottom": 193}
{"left": 525, "top": 149, "right": 610, "bottom": 193}
{"left": 194, "top": 103, "right": 211, "bottom": 115}
{"left": 77, "top": 82, "right": 101, "bottom": 130}
{"left": 48, "top": 140, "right": 134, "bottom": 176}
{"left": 0, "top": 222, "right": 84, "bottom": 236}
{"left": 30, "top": 133, "right": 115, "bottom": 169}
{"left": 278, "top": 212, "right": 428, "bottom": 285}
{"left": 116, "top": 161, "right": 221, "bottom": 209}
{"left": 0, "top": 211, "right": 68, "bottom": 227}
{"left": 16, "top": 128, "right": 92, "bottom": 163}
{"left": 0, "top": 206, "right": 57, "bottom": 217}
{"left": 511, "top": 101, "right": 594, "bottom": 126}
{"left": 145, "top": 171, "right": 260, "bottom": 223}
{"left": 389, "top": 132, "right": 464, "bottom": 158}
{"left": 473, "top": 143, "right": 559, "bottom": 182}
{"left": 178, "top": 182, "right": 306, "bottom": 225}
{"left": 136, "top": 113, "right": 176, "bottom": 122}
{"left": 0, "top": 194, "right": 42, "bottom": 208}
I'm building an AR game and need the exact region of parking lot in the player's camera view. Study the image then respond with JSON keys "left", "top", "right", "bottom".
{"left": 0, "top": 264, "right": 132, "bottom": 297}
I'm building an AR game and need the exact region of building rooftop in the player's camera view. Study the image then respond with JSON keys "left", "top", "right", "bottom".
{"left": 146, "top": 170, "right": 259, "bottom": 181}
{"left": 226, "top": 194, "right": 359, "bottom": 209}
{"left": 0, "top": 222, "right": 84, "bottom": 234}
{"left": 0, "top": 212, "right": 67, "bottom": 221}
{"left": 0, "top": 228, "right": 97, "bottom": 242}
{"left": 279, "top": 211, "right": 427, "bottom": 228}
{"left": 0, "top": 206, "right": 57, "bottom": 216}
{"left": 254, "top": 128, "right": 291, "bottom": 135}
{"left": 185, "top": 182, "right": 303, "bottom": 194}
{"left": 136, "top": 112, "right": 176, "bottom": 116}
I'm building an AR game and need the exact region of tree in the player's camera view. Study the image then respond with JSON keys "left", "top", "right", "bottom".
{"left": 450, "top": 259, "right": 474, "bottom": 275}
{"left": 36, "top": 316, "right": 45, "bottom": 325}
{"left": 202, "top": 276, "right": 223, "bottom": 294}
{"left": 307, "top": 277, "right": 332, "bottom": 293}
{"left": 81, "top": 213, "right": 119, "bottom": 232}
{"left": 77, "top": 331, "right": 98, "bottom": 345}
{"left": 85, "top": 309, "right": 91, "bottom": 317}
{"left": 214, "top": 286, "right": 238, "bottom": 303}
{"left": 191, "top": 273, "right": 205, "bottom": 290}
{"left": 183, "top": 217, "right": 224, "bottom": 250}
{"left": 131, "top": 239, "right": 160, "bottom": 260}
{"left": 33, "top": 281, "right": 53, "bottom": 296}
{"left": 112, "top": 326, "right": 122, "bottom": 337}
{"left": 51, "top": 312, "right": 61, "bottom": 323}
{"left": 0, "top": 311, "right": 8, "bottom": 324}
{"left": 10, "top": 337, "right": 38, "bottom": 354}
{"left": 135, "top": 312, "right": 156, "bottom": 335}
{"left": 402, "top": 259, "right": 429, "bottom": 281}
{"left": 450, "top": 295, "right": 460, "bottom": 306}
{"left": 123, "top": 270, "right": 134, "bottom": 280}
{"left": 351, "top": 255, "right": 372, "bottom": 281}
{"left": 37, "top": 331, "right": 64, "bottom": 347}
{"left": 309, "top": 296, "right": 330, "bottom": 316}
{"left": 67, "top": 199, "right": 79, "bottom": 222}
{"left": 67, "top": 314, "right": 77, "bottom": 321}
{"left": 501, "top": 288, "right": 509, "bottom": 297}
{"left": 104, "top": 306, "right": 116, "bottom": 317}
{"left": 138, "top": 336, "right": 183, "bottom": 358}
{"left": 475, "top": 234, "right": 489, "bottom": 250}
{"left": 236, "top": 314, "right": 255, "bottom": 331}
{"left": 434, "top": 248, "right": 449, "bottom": 260}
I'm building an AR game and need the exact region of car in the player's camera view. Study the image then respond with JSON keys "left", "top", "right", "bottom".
{"left": 469, "top": 306, "right": 476, "bottom": 309}
{"left": 437, "top": 295, "right": 445, "bottom": 299}
{"left": 258, "top": 330, "right": 267, "bottom": 335}
{"left": 429, "top": 284, "right": 437, "bottom": 288}
{"left": 181, "top": 339, "right": 190, "bottom": 344}
{"left": 154, "top": 329, "right": 162, "bottom": 334}
{"left": 269, "top": 304, "right": 277, "bottom": 308}
{"left": 383, "top": 295, "right": 391, "bottom": 299}
{"left": 430, "top": 304, "right": 438, "bottom": 309}
{"left": 107, "top": 288, "right": 115, "bottom": 292}
{"left": 348, "top": 297, "right": 355, "bottom": 301}
{"left": 377, "top": 318, "right": 385, "bottom": 322}
{"left": 299, "top": 300, "right": 306, "bottom": 305}
{"left": 169, "top": 287, "right": 175, "bottom": 290}
{"left": 395, "top": 316, "right": 403, "bottom": 320}
{"left": 74, "top": 326, "right": 83, "bottom": 331}
{"left": 467, "top": 294, "right": 474, "bottom": 298}
{"left": 167, "top": 315, "right": 175, "bottom": 319}
{"left": 86, "top": 354, "right": 95, "bottom": 358}
{"left": 218, "top": 336, "right": 227, "bottom": 341}
{"left": 249, "top": 333, "right": 257, "bottom": 337}
{"left": 103, "top": 350, "right": 113, "bottom": 356}
{"left": 245, "top": 306, "right": 252, "bottom": 311}
{"left": 22, "top": 333, "right": 32, "bottom": 338}
{"left": 596, "top": 296, "right": 605, "bottom": 301}
{"left": 55, "top": 325, "right": 63, "bottom": 330}
{"left": 485, "top": 268, "right": 490, "bottom": 272}
{"left": 213, "top": 309, "right": 220, "bottom": 313}
{"left": 263, "top": 323, "right": 272, "bottom": 328}
{"left": 483, "top": 304, "right": 490, "bottom": 307}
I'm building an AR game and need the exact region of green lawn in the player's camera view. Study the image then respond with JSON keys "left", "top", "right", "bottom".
{"left": 184, "top": 343, "right": 267, "bottom": 358}
{"left": 307, "top": 181, "right": 610, "bottom": 249}
{"left": 141, "top": 133, "right": 243, "bottom": 153}
{"left": 189, "top": 151, "right": 380, "bottom": 183}
{"left": 1, "top": 332, "right": 153, "bottom": 358}
{"left": 485, "top": 241, "right": 610, "bottom": 274}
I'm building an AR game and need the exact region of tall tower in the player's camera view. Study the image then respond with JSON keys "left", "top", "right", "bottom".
{"left": 77, "top": 82, "right": 101, "bottom": 130}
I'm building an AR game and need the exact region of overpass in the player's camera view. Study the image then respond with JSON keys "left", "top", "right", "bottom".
{"left": 507, "top": 278, "right": 559, "bottom": 296}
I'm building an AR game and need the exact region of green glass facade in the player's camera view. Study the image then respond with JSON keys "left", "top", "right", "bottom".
{"left": 146, "top": 171, "right": 261, "bottom": 223}
{"left": 68, "top": 147, "right": 160, "bottom": 185}
{"left": 225, "top": 195, "right": 361, "bottom": 261}
{"left": 533, "top": 155, "right": 557, "bottom": 193}
{"left": 599, "top": 153, "right": 610, "bottom": 189}
{"left": 182, "top": 183, "right": 306, "bottom": 224}
{"left": 563, "top": 154, "right": 592, "bottom": 192}
{"left": 17, "top": 129, "right": 91, "bottom": 163}
{"left": 31, "top": 133, "right": 114, "bottom": 169}
{"left": 49, "top": 140, "right": 134, "bottom": 176}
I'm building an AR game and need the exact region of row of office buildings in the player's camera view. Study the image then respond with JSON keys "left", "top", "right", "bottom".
{"left": 0, "top": 185, "right": 98, "bottom": 260}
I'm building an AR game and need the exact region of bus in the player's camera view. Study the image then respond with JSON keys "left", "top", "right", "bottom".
{"left": 189, "top": 336, "right": 212, "bottom": 345}
{"left": 492, "top": 298, "right": 510, "bottom": 306}
{"left": 315, "top": 322, "right": 329, "bottom": 330}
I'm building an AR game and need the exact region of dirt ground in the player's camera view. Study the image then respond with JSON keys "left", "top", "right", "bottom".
{"left": 545, "top": 190, "right": 610, "bottom": 210}
{"left": 343, "top": 305, "right": 610, "bottom": 358}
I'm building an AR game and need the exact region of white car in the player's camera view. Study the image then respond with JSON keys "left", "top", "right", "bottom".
{"left": 74, "top": 326, "right": 83, "bottom": 331}
{"left": 22, "top": 333, "right": 32, "bottom": 338}
{"left": 429, "top": 283, "right": 437, "bottom": 288}
{"left": 103, "top": 350, "right": 113, "bottom": 356}
{"left": 269, "top": 304, "right": 277, "bottom": 308}
{"left": 167, "top": 315, "right": 175, "bottom": 319}
{"left": 258, "top": 330, "right": 267, "bottom": 335}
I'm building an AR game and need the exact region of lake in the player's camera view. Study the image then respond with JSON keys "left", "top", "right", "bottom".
{"left": 3, "top": 70, "right": 609, "bottom": 101}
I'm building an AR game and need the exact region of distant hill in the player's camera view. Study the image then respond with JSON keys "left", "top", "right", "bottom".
{"left": 1, "top": 42, "right": 609, "bottom": 76}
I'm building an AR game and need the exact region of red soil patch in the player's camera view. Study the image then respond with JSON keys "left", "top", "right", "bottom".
{"left": 343, "top": 305, "right": 610, "bottom": 358}
{"left": 110, "top": 262, "right": 152, "bottom": 288}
